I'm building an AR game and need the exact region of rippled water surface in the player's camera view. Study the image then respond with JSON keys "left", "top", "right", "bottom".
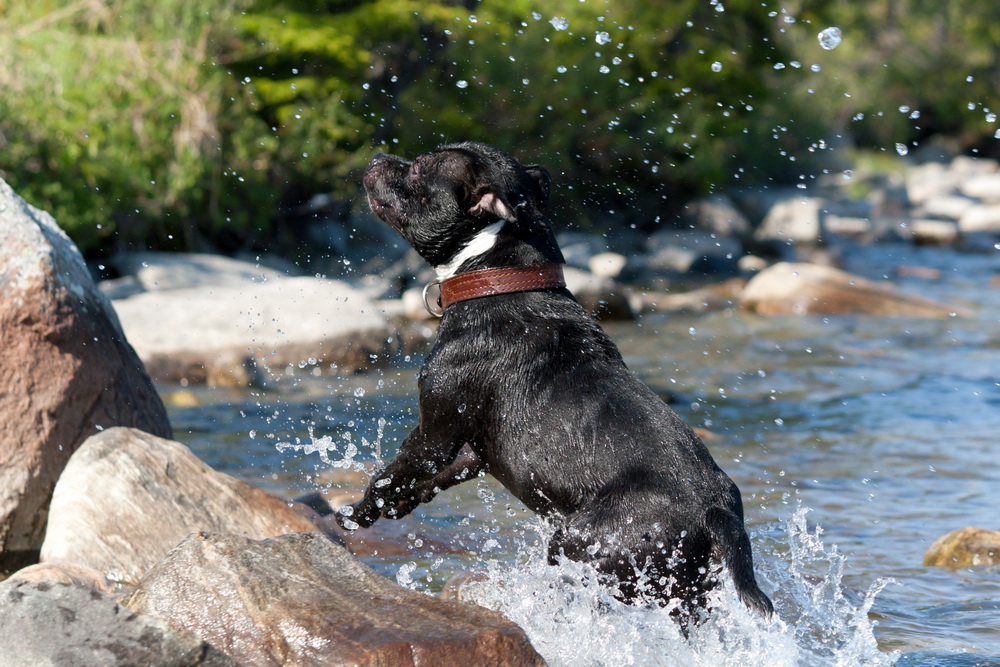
{"left": 169, "top": 243, "right": 1000, "bottom": 665}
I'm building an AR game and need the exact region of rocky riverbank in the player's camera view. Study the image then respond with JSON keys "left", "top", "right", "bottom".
{"left": 2, "top": 147, "right": 999, "bottom": 665}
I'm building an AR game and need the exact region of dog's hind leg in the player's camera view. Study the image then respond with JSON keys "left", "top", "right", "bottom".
{"left": 705, "top": 506, "right": 774, "bottom": 616}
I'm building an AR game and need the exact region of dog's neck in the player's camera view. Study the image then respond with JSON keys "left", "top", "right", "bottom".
{"left": 433, "top": 218, "right": 564, "bottom": 281}
{"left": 434, "top": 220, "right": 506, "bottom": 281}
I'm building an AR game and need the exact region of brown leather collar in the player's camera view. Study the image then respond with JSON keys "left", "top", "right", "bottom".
{"left": 422, "top": 263, "right": 566, "bottom": 317}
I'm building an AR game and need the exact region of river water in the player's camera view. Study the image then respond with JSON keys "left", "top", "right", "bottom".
{"left": 169, "top": 241, "right": 1000, "bottom": 666}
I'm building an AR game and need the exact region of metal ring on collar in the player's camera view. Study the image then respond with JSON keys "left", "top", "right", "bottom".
{"left": 422, "top": 280, "right": 445, "bottom": 317}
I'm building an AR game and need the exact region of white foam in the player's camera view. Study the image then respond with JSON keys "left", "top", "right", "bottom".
{"left": 435, "top": 220, "right": 506, "bottom": 280}
{"left": 459, "top": 505, "right": 897, "bottom": 666}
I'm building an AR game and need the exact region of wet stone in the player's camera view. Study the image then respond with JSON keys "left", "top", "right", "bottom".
{"left": 0, "top": 580, "right": 233, "bottom": 666}
{"left": 123, "top": 531, "right": 546, "bottom": 667}
{"left": 0, "top": 177, "right": 171, "bottom": 566}
{"left": 40, "top": 427, "right": 322, "bottom": 587}
{"left": 924, "top": 527, "right": 1000, "bottom": 569}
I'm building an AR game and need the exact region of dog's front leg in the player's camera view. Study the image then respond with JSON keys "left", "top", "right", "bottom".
{"left": 336, "top": 432, "right": 475, "bottom": 529}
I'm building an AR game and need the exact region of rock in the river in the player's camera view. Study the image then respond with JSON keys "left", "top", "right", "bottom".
{"left": 680, "top": 193, "right": 752, "bottom": 239}
{"left": 108, "top": 251, "right": 296, "bottom": 293}
{"left": 6, "top": 561, "right": 112, "bottom": 594}
{"left": 0, "top": 580, "right": 234, "bottom": 666}
{"left": 40, "top": 427, "right": 321, "bottom": 586}
{"left": 110, "top": 275, "right": 397, "bottom": 386}
{"left": 753, "top": 196, "right": 826, "bottom": 245}
{"left": 563, "top": 266, "right": 634, "bottom": 320}
{"left": 958, "top": 204, "right": 1000, "bottom": 234}
{"left": 123, "top": 531, "right": 546, "bottom": 667}
{"left": 924, "top": 527, "right": 1000, "bottom": 568}
{"left": 739, "top": 262, "right": 962, "bottom": 317}
{"left": 0, "top": 178, "right": 171, "bottom": 569}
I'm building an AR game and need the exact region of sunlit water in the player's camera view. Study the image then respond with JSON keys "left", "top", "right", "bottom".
{"left": 169, "top": 242, "right": 1000, "bottom": 665}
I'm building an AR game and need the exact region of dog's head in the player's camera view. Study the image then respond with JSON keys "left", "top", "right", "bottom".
{"left": 363, "top": 141, "right": 562, "bottom": 277}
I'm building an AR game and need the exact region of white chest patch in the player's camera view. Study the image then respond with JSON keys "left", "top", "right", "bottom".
{"left": 435, "top": 220, "right": 506, "bottom": 280}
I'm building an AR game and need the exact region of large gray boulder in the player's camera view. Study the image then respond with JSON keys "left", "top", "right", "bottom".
{"left": 0, "top": 178, "right": 171, "bottom": 569}
{"left": 123, "top": 531, "right": 547, "bottom": 667}
{"left": 0, "top": 580, "right": 234, "bottom": 666}
{"left": 40, "top": 427, "right": 321, "bottom": 586}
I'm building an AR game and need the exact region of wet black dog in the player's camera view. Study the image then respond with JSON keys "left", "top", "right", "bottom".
{"left": 338, "top": 141, "right": 773, "bottom": 621}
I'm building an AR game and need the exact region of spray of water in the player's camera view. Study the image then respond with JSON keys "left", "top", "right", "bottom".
{"left": 459, "top": 506, "right": 896, "bottom": 666}
{"left": 275, "top": 417, "right": 387, "bottom": 470}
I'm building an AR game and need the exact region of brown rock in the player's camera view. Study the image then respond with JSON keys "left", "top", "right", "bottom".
{"left": 123, "top": 531, "right": 546, "bottom": 667}
{"left": 39, "top": 427, "right": 322, "bottom": 586}
{"left": 924, "top": 527, "right": 1000, "bottom": 568}
{"left": 0, "top": 179, "right": 171, "bottom": 568}
{"left": 739, "top": 262, "right": 963, "bottom": 317}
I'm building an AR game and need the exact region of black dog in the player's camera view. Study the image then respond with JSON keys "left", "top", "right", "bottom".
{"left": 338, "top": 141, "right": 773, "bottom": 621}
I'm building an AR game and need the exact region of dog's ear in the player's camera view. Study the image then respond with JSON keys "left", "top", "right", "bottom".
{"left": 469, "top": 192, "right": 517, "bottom": 222}
{"left": 525, "top": 165, "right": 551, "bottom": 208}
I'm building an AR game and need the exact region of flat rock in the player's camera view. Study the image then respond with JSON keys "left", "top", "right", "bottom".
{"left": 0, "top": 580, "right": 234, "bottom": 666}
{"left": 563, "top": 267, "right": 634, "bottom": 320}
{"left": 924, "top": 527, "right": 1000, "bottom": 568}
{"left": 958, "top": 204, "right": 1000, "bottom": 234}
{"left": 40, "top": 427, "right": 322, "bottom": 586}
{"left": 753, "top": 196, "right": 826, "bottom": 245}
{"left": 958, "top": 173, "right": 1000, "bottom": 203}
{"left": 0, "top": 178, "right": 171, "bottom": 566}
{"left": 109, "top": 251, "right": 296, "bottom": 292}
{"left": 680, "top": 193, "right": 752, "bottom": 238}
{"left": 739, "top": 262, "right": 962, "bottom": 317}
{"left": 907, "top": 219, "right": 960, "bottom": 245}
{"left": 918, "top": 194, "right": 977, "bottom": 221}
{"left": 123, "top": 531, "right": 546, "bottom": 667}
{"left": 5, "top": 561, "right": 112, "bottom": 594}
{"left": 110, "top": 276, "right": 397, "bottom": 385}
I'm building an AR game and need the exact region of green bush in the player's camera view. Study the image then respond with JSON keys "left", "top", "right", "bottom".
{"left": 0, "top": 0, "right": 997, "bottom": 255}
{"left": 0, "top": 0, "right": 278, "bottom": 253}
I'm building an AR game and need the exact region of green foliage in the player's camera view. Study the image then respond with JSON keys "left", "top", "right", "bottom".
{"left": 791, "top": 0, "right": 1000, "bottom": 151}
{"left": 0, "top": 0, "right": 278, "bottom": 252}
{"left": 390, "top": 0, "right": 811, "bottom": 224}
{"left": 0, "top": 0, "right": 997, "bottom": 254}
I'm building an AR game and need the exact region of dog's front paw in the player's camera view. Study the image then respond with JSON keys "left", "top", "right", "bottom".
{"left": 335, "top": 500, "right": 378, "bottom": 530}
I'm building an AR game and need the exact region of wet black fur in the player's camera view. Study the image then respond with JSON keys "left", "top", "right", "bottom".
{"left": 342, "top": 141, "right": 773, "bottom": 621}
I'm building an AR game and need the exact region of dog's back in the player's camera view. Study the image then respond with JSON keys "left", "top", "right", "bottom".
{"left": 432, "top": 289, "right": 773, "bottom": 616}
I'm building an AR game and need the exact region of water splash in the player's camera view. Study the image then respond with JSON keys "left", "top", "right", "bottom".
{"left": 818, "top": 27, "right": 842, "bottom": 50}
{"left": 459, "top": 506, "right": 896, "bottom": 666}
{"left": 275, "top": 418, "right": 387, "bottom": 470}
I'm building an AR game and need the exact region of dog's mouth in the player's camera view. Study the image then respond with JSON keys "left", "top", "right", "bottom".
{"left": 366, "top": 194, "right": 404, "bottom": 231}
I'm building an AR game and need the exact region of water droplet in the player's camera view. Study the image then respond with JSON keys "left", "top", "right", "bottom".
{"left": 599, "top": 65, "right": 610, "bottom": 74}
{"left": 353, "top": 387, "right": 366, "bottom": 397}
{"left": 711, "top": 61, "right": 723, "bottom": 72}
{"left": 818, "top": 26, "right": 842, "bottom": 50}
{"left": 810, "top": 64, "right": 822, "bottom": 72}
{"left": 456, "top": 79, "right": 469, "bottom": 89}
{"left": 556, "top": 65, "right": 567, "bottom": 73}
{"left": 895, "top": 143, "right": 909, "bottom": 156}
{"left": 550, "top": 16, "right": 569, "bottom": 31}
{"left": 457, "top": 403, "right": 467, "bottom": 413}
{"left": 994, "top": 129, "right": 1000, "bottom": 139}
{"left": 595, "top": 31, "right": 611, "bottom": 45}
